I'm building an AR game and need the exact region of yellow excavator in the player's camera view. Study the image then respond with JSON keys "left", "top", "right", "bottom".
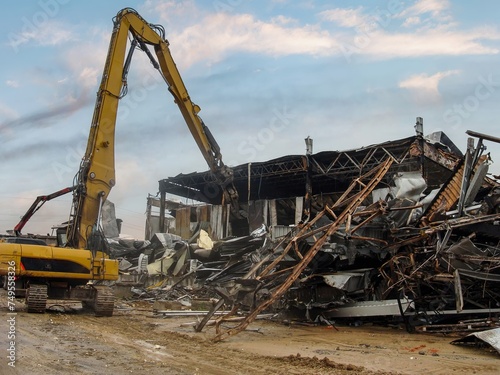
{"left": 0, "top": 8, "right": 239, "bottom": 316}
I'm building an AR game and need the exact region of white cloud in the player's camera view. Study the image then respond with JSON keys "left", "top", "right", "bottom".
{"left": 398, "top": 0, "right": 451, "bottom": 18}
{"left": 59, "top": 28, "right": 109, "bottom": 99}
{"left": 8, "top": 20, "right": 75, "bottom": 50}
{"left": 165, "top": 12, "right": 338, "bottom": 68}
{"left": 328, "top": 2, "right": 499, "bottom": 60}
{"left": 7, "top": 2, "right": 495, "bottom": 117}
{"left": 358, "top": 27, "right": 500, "bottom": 59}
{"left": 6, "top": 80, "right": 19, "bottom": 88}
{"left": 142, "top": 2, "right": 499, "bottom": 66}
{"left": 141, "top": 0, "right": 200, "bottom": 26}
{"left": 319, "top": 7, "right": 372, "bottom": 28}
{"left": 271, "top": 15, "right": 296, "bottom": 26}
{"left": 78, "top": 67, "right": 101, "bottom": 89}
{"left": 396, "top": 0, "right": 453, "bottom": 30}
{"left": 399, "top": 69, "right": 460, "bottom": 102}
{"left": 402, "top": 16, "right": 421, "bottom": 28}
{"left": 12, "top": 27, "right": 110, "bottom": 112}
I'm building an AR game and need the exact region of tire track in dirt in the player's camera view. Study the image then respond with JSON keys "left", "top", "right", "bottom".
{"left": 77, "top": 312, "right": 380, "bottom": 375}
{"left": 2, "top": 294, "right": 497, "bottom": 375}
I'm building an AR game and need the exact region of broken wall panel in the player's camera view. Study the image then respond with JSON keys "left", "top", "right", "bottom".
{"left": 247, "top": 200, "right": 266, "bottom": 232}
{"left": 210, "top": 204, "right": 226, "bottom": 240}
{"left": 175, "top": 207, "right": 191, "bottom": 239}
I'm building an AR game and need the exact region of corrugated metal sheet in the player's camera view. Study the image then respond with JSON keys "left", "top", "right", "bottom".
{"left": 425, "top": 161, "right": 464, "bottom": 222}
{"left": 271, "top": 225, "right": 293, "bottom": 240}
{"left": 452, "top": 327, "right": 500, "bottom": 354}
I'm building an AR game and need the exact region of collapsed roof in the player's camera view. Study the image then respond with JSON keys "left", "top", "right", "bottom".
{"left": 159, "top": 130, "right": 462, "bottom": 206}
{"left": 148, "top": 126, "right": 500, "bottom": 340}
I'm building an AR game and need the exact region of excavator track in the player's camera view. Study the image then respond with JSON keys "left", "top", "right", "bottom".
{"left": 92, "top": 286, "right": 115, "bottom": 317}
{"left": 26, "top": 284, "right": 47, "bottom": 313}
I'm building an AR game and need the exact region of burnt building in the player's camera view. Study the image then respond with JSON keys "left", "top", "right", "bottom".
{"left": 157, "top": 118, "right": 461, "bottom": 239}
{"left": 135, "top": 119, "right": 500, "bottom": 340}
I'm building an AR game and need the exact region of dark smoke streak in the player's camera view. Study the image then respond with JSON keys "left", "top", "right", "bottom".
{"left": 0, "top": 91, "right": 93, "bottom": 134}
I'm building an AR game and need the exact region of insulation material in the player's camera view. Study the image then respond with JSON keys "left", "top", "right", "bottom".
{"left": 197, "top": 229, "right": 213, "bottom": 250}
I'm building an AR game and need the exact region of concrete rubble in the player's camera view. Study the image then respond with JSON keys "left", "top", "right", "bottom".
{"left": 111, "top": 123, "right": 500, "bottom": 344}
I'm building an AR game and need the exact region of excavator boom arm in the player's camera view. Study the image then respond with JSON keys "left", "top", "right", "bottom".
{"left": 67, "top": 8, "right": 238, "bottom": 249}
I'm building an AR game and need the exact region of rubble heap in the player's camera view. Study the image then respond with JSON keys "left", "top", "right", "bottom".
{"left": 113, "top": 129, "right": 500, "bottom": 341}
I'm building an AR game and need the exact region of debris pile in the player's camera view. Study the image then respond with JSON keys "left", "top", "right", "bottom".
{"left": 116, "top": 130, "right": 500, "bottom": 341}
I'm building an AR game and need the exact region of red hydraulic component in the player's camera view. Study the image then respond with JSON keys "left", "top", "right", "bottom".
{"left": 13, "top": 186, "right": 76, "bottom": 236}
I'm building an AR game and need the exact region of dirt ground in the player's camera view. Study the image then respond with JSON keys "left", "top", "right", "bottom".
{"left": 0, "top": 290, "right": 498, "bottom": 375}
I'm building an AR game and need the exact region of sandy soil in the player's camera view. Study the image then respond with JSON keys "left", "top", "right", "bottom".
{"left": 0, "top": 291, "right": 498, "bottom": 375}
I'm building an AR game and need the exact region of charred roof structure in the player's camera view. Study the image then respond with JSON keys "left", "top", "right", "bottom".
{"left": 160, "top": 132, "right": 462, "bottom": 207}
{"left": 158, "top": 118, "right": 462, "bottom": 235}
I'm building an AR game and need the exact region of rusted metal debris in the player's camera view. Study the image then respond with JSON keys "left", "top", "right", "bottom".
{"left": 116, "top": 127, "right": 500, "bottom": 341}
{"left": 204, "top": 158, "right": 394, "bottom": 341}
{"left": 416, "top": 318, "right": 498, "bottom": 335}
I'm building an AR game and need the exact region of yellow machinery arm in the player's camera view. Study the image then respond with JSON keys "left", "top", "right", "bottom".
{"left": 67, "top": 8, "right": 239, "bottom": 249}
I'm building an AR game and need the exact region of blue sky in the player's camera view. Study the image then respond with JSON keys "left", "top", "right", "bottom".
{"left": 1, "top": 0, "right": 499, "bottom": 239}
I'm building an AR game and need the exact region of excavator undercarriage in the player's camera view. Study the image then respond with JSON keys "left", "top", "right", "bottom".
{"left": 24, "top": 283, "right": 114, "bottom": 316}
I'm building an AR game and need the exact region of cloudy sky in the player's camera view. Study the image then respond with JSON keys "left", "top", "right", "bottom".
{"left": 1, "top": 0, "right": 499, "bottom": 239}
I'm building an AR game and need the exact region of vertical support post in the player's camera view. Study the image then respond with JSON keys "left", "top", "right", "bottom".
{"left": 415, "top": 117, "right": 424, "bottom": 179}
{"left": 159, "top": 190, "right": 166, "bottom": 233}
{"left": 247, "top": 162, "right": 252, "bottom": 202}
{"left": 304, "top": 137, "right": 313, "bottom": 223}
{"left": 457, "top": 138, "right": 476, "bottom": 216}
{"left": 145, "top": 196, "right": 152, "bottom": 240}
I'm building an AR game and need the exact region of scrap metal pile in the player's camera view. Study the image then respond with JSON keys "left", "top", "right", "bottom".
{"left": 116, "top": 130, "right": 500, "bottom": 341}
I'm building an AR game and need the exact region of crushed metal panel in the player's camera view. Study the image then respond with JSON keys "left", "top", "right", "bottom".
{"left": 386, "top": 198, "right": 419, "bottom": 227}
{"left": 446, "top": 237, "right": 484, "bottom": 269}
{"left": 422, "top": 139, "right": 462, "bottom": 170}
{"left": 454, "top": 269, "right": 464, "bottom": 312}
{"left": 147, "top": 254, "right": 175, "bottom": 275}
{"left": 464, "top": 158, "right": 490, "bottom": 206}
{"left": 457, "top": 269, "right": 500, "bottom": 282}
{"left": 392, "top": 171, "right": 427, "bottom": 201}
{"left": 150, "top": 233, "right": 182, "bottom": 249}
{"left": 325, "top": 299, "right": 412, "bottom": 318}
{"left": 422, "top": 160, "right": 465, "bottom": 223}
{"left": 424, "top": 131, "right": 463, "bottom": 157}
{"left": 451, "top": 327, "right": 500, "bottom": 354}
{"left": 319, "top": 269, "right": 373, "bottom": 293}
{"left": 271, "top": 225, "right": 293, "bottom": 240}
